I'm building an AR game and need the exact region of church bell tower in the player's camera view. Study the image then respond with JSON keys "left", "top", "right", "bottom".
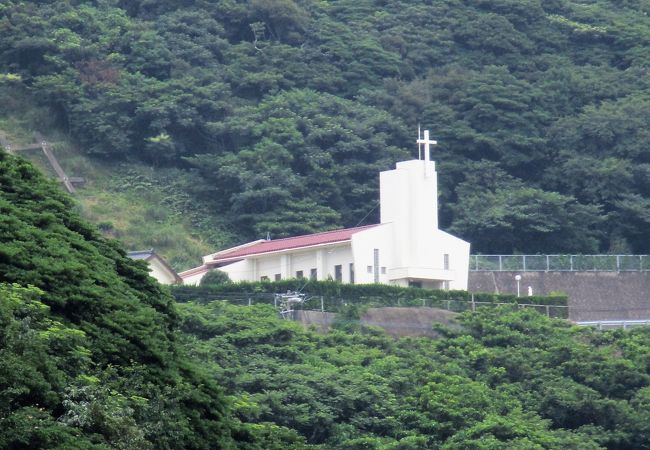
{"left": 379, "top": 130, "right": 439, "bottom": 269}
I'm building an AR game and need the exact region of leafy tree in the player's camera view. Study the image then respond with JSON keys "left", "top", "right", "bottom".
{"left": 201, "top": 269, "right": 232, "bottom": 286}
{"left": 187, "top": 89, "right": 408, "bottom": 238}
{"left": 450, "top": 162, "right": 603, "bottom": 253}
{"left": 175, "top": 293, "right": 650, "bottom": 448}
{"left": 0, "top": 153, "right": 234, "bottom": 448}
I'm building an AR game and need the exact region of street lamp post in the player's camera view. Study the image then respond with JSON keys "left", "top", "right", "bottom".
{"left": 515, "top": 274, "right": 522, "bottom": 298}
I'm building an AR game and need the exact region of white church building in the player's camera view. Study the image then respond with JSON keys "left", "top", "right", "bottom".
{"left": 180, "top": 131, "right": 470, "bottom": 290}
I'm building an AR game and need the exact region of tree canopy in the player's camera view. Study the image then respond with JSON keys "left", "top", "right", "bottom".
{"left": 3, "top": 0, "right": 650, "bottom": 250}
{"left": 3, "top": 151, "right": 650, "bottom": 449}
{"left": 0, "top": 152, "right": 234, "bottom": 448}
{"left": 178, "top": 299, "right": 650, "bottom": 449}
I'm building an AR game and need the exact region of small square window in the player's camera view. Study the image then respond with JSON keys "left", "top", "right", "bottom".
{"left": 367, "top": 265, "right": 373, "bottom": 274}
{"left": 296, "top": 270, "right": 304, "bottom": 279}
{"left": 261, "top": 276, "right": 269, "bottom": 282}
{"left": 274, "top": 273, "right": 281, "bottom": 281}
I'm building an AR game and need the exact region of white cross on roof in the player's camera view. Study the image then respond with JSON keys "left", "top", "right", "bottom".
{"left": 416, "top": 129, "right": 437, "bottom": 163}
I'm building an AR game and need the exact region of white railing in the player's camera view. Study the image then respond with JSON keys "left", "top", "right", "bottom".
{"left": 470, "top": 254, "right": 650, "bottom": 272}
{"left": 576, "top": 320, "right": 650, "bottom": 330}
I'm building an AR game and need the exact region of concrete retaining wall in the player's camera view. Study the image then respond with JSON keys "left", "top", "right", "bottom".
{"left": 293, "top": 307, "right": 458, "bottom": 337}
{"left": 292, "top": 310, "right": 337, "bottom": 333}
{"left": 468, "top": 271, "right": 650, "bottom": 321}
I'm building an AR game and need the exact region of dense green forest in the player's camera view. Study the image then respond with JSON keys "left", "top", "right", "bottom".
{"left": 0, "top": 152, "right": 253, "bottom": 448}
{"left": 179, "top": 299, "right": 650, "bottom": 449}
{"left": 3, "top": 0, "right": 650, "bottom": 253}
{"left": 3, "top": 152, "right": 650, "bottom": 448}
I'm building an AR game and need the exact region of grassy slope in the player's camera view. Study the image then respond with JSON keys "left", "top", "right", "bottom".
{"left": 0, "top": 86, "right": 234, "bottom": 271}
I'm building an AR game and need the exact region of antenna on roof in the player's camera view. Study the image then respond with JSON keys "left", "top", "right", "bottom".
{"left": 354, "top": 200, "right": 380, "bottom": 228}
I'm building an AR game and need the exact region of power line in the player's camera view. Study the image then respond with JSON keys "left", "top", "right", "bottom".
{"left": 354, "top": 200, "right": 380, "bottom": 228}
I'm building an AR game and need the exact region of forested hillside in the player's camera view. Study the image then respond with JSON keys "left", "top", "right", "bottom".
{"left": 3, "top": 0, "right": 650, "bottom": 252}
{"left": 0, "top": 152, "right": 239, "bottom": 448}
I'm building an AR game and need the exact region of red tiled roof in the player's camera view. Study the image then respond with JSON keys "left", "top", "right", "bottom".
{"left": 210, "top": 224, "right": 379, "bottom": 262}
{"left": 179, "top": 264, "right": 209, "bottom": 279}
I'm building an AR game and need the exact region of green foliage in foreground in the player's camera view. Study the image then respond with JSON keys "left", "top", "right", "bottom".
{"left": 179, "top": 301, "right": 650, "bottom": 449}
{"left": 172, "top": 279, "right": 569, "bottom": 306}
{"left": 0, "top": 152, "right": 234, "bottom": 448}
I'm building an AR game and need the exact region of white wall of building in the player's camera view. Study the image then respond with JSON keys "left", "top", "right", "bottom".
{"left": 377, "top": 158, "right": 470, "bottom": 289}
{"left": 219, "top": 244, "right": 356, "bottom": 283}
{"left": 217, "top": 260, "right": 253, "bottom": 282}
{"left": 351, "top": 224, "right": 393, "bottom": 284}
{"left": 380, "top": 159, "right": 438, "bottom": 270}
{"left": 147, "top": 258, "right": 179, "bottom": 285}
{"left": 432, "top": 230, "right": 471, "bottom": 290}
{"left": 180, "top": 266, "right": 208, "bottom": 285}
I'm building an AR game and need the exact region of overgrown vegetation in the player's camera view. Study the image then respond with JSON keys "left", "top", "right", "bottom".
{"left": 0, "top": 85, "right": 232, "bottom": 270}
{"left": 6, "top": 1, "right": 650, "bottom": 446}
{"left": 75, "top": 163, "right": 237, "bottom": 270}
{"left": 3, "top": 0, "right": 650, "bottom": 252}
{"left": 178, "top": 300, "right": 650, "bottom": 449}
{"left": 172, "top": 279, "right": 569, "bottom": 307}
{"left": 3, "top": 152, "right": 650, "bottom": 449}
{"left": 0, "top": 152, "right": 236, "bottom": 448}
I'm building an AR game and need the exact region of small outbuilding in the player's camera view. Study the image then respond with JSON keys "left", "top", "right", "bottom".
{"left": 127, "top": 249, "right": 182, "bottom": 285}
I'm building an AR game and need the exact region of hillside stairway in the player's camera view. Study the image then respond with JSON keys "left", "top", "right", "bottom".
{"left": 0, "top": 131, "right": 84, "bottom": 193}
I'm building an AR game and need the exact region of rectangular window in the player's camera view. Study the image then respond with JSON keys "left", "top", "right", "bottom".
{"left": 444, "top": 254, "right": 450, "bottom": 270}
{"left": 443, "top": 281, "right": 450, "bottom": 290}
{"left": 409, "top": 280, "right": 422, "bottom": 288}
{"left": 274, "top": 273, "right": 281, "bottom": 281}
{"left": 381, "top": 266, "right": 386, "bottom": 274}
{"left": 349, "top": 263, "right": 355, "bottom": 284}
{"left": 260, "top": 276, "right": 269, "bottom": 282}
{"left": 373, "top": 248, "right": 379, "bottom": 283}
{"left": 296, "top": 270, "right": 304, "bottom": 279}
{"left": 334, "top": 265, "right": 342, "bottom": 282}
{"left": 367, "top": 265, "right": 373, "bottom": 274}
{"left": 310, "top": 268, "right": 317, "bottom": 280}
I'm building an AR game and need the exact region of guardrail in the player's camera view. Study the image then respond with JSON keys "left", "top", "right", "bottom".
{"left": 576, "top": 320, "right": 650, "bottom": 330}
{"left": 470, "top": 254, "right": 650, "bottom": 272}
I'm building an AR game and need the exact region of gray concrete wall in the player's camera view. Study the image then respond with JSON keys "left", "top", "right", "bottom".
{"left": 293, "top": 307, "right": 458, "bottom": 337}
{"left": 292, "top": 310, "right": 337, "bottom": 333}
{"left": 468, "top": 271, "right": 650, "bottom": 321}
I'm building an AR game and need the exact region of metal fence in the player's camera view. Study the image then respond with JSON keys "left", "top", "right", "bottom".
{"left": 172, "top": 291, "right": 569, "bottom": 319}
{"left": 470, "top": 254, "right": 650, "bottom": 272}
{"left": 576, "top": 320, "right": 650, "bottom": 330}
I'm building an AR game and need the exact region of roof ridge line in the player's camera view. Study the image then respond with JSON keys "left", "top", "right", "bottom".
{"left": 264, "top": 224, "right": 378, "bottom": 243}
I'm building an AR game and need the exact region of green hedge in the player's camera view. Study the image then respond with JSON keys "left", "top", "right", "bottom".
{"left": 171, "top": 280, "right": 568, "bottom": 307}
